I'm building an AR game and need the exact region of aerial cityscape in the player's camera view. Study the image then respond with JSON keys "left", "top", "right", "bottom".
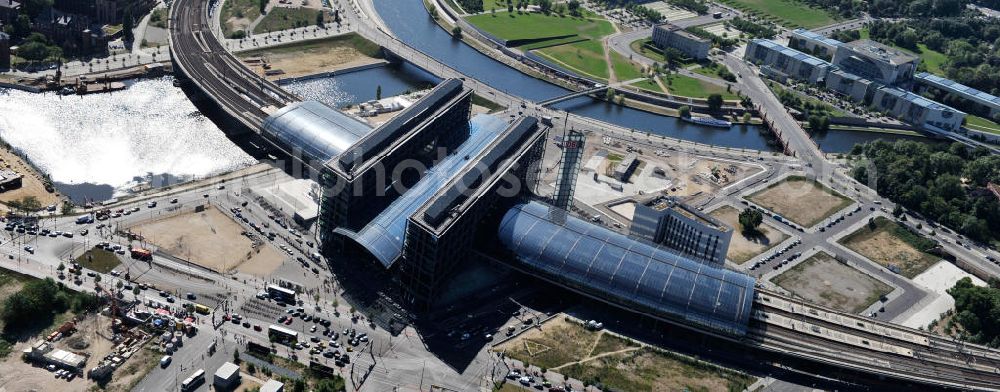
{"left": 0, "top": 0, "right": 999, "bottom": 391}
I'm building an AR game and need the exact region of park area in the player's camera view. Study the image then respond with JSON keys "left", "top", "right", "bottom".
{"left": 466, "top": 11, "right": 645, "bottom": 82}
{"left": 839, "top": 217, "right": 940, "bottom": 278}
{"left": 746, "top": 176, "right": 853, "bottom": 228}
{"left": 495, "top": 317, "right": 755, "bottom": 391}
{"left": 709, "top": 205, "right": 788, "bottom": 264}
{"left": 130, "top": 205, "right": 284, "bottom": 275}
{"left": 717, "top": 0, "right": 837, "bottom": 28}
{"left": 771, "top": 252, "right": 891, "bottom": 313}
{"left": 237, "top": 33, "right": 384, "bottom": 80}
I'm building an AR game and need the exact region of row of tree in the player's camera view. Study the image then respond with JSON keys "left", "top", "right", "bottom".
{"left": 851, "top": 140, "right": 1000, "bottom": 243}
{"left": 1, "top": 277, "right": 98, "bottom": 335}
{"left": 947, "top": 277, "right": 1000, "bottom": 348}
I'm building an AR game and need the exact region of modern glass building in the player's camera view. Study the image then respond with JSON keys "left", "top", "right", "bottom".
{"left": 498, "top": 201, "right": 756, "bottom": 336}
{"left": 261, "top": 100, "right": 373, "bottom": 166}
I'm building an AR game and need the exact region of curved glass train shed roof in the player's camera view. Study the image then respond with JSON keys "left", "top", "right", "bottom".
{"left": 498, "top": 201, "right": 756, "bottom": 336}
{"left": 334, "top": 114, "right": 511, "bottom": 267}
{"left": 262, "top": 101, "right": 373, "bottom": 162}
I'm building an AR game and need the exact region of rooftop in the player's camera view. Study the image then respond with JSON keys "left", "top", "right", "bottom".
{"left": 499, "top": 201, "right": 756, "bottom": 336}
{"left": 215, "top": 362, "right": 240, "bottom": 379}
{"left": 842, "top": 39, "right": 919, "bottom": 65}
{"left": 656, "top": 23, "right": 710, "bottom": 43}
{"left": 261, "top": 100, "right": 372, "bottom": 163}
{"left": 916, "top": 72, "right": 1000, "bottom": 106}
{"left": 792, "top": 28, "right": 843, "bottom": 48}
{"left": 644, "top": 196, "right": 727, "bottom": 231}
{"left": 0, "top": 0, "right": 20, "bottom": 9}
{"left": 879, "top": 85, "right": 964, "bottom": 113}
{"left": 753, "top": 39, "right": 830, "bottom": 68}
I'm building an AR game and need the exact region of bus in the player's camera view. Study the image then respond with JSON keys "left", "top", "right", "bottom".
{"left": 266, "top": 284, "right": 296, "bottom": 304}
{"left": 268, "top": 324, "right": 298, "bottom": 345}
{"left": 193, "top": 304, "right": 211, "bottom": 315}
{"left": 180, "top": 369, "right": 205, "bottom": 391}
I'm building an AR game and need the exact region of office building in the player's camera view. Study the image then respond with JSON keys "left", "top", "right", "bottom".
{"left": 400, "top": 117, "right": 545, "bottom": 311}
{"left": 824, "top": 68, "right": 873, "bottom": 103}
{"left": 260, "top": 379, "right": 284, "bottom": 392}
{"left": 629, "top": 196, "right": 731, "bottom": 267}
{"left": 832, "top": 39, "right": 919, "bottom": 86}
{"left": 612, "top": 152, "right": 639, "bottom": 182}
{"left": 914, "top": 72, "right": 1000, "bottom": 119}
{"left": 317, "top": 79, "right": 472, "bottom": 251}
{"left": 0, "top": 32, "right": 10, "bottom": 70}
{"left": 213, "top": 362, "right": 241, "bottom": 390}
{"left": 789, "top": 28, "right": 842, "bottom": 60}
{"left": 871, "top": 85, "right": 965, "bottom": 133}
{"left": 745, "top": 39, "right": 830, "bottom": 84}
{"left": 652, "top": 23, "right": 711, "bottom": 60}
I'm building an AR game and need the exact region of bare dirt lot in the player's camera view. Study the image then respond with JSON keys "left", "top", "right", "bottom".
{"left": 747, "top": 176, "right": 853, "bottom": 228}
{"left": 840, "top": 217, "right": 939, "bottom": 278}
{"left": 239, "top": 33, "right": 384, "bottom": 80}
{"left": 0, "top": 148, "right": 61, "bottom": 212}
{"left": 0, "top": 313, "right": 157, "bottom": 392}
{"left": 709, "top": 205, "right": 789, "bottom": 264}
{"left": 771, "top": 252, "right": 891, "bottom": 313}
{"left": 132, "top": 205, "right": 284, "bottom": 274}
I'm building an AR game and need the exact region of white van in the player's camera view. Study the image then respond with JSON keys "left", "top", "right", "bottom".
{"left": 160, "top": 355, "right": 172, "bottom": 368}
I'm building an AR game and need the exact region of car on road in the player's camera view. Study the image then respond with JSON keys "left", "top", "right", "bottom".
{"left": 170, "top": 198, "right": 179, "bottom": 204}
{"left": 23, "top": 246, "right": 34, "bottom": 254}
{"left": 160, "top": 355, "right": 172, "bottom": 368}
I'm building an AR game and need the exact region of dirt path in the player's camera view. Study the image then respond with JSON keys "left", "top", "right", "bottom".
{"left": 602, "top": 38, "right": 616, "bottom": 83}
{"left": 551, "top": 346, "right": 642, "bottom": 371}
{"left": 654, "top": 75, "right": 669, "bottom": 93}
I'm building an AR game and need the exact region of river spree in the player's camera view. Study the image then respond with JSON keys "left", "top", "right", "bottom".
{"left": 0, "top": 78, "right": 255, "bottom": 201}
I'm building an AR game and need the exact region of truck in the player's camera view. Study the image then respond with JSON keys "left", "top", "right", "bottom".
{"left": 75, "top": 215, "right": 93, "bottom": 224}
{"left": 193, "top": 304, "right": 211, "bottom": 315}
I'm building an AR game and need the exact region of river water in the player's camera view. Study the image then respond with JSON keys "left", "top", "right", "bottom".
{"left": 371, "top": 0, "right": 929, "bottom": 153}
{"left": 0, "top": 77, "right": 256, "bottom": 202}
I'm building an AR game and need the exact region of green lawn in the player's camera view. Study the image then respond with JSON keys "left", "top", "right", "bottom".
{"left": 662, "top": 74, "right": 738, "bottom": 99}
{"left": 966, "top": 115, "right": 1000, "bottom": 135}
{"left": 220, "top": 0, "right": 262, "bottom": 36}
{"left": 254, "top": 7, "right": 324, "bottom": 34}
{"left": 611, "top": 51, "right": 644, "bottom": 81}
{"left": 537, "top": 40, "right": 610, "bottom": 80}
{"left": 465, "top": 11, "right": 613, "bottom": 49}
{"left": 717, "top": 0, "right": 837, "bottom": 28}
{"left": 75, "top": 249, "right": 123, "bottom": 274}
{"left": 632, "top": 78, "right": 664, "bottom": 93}
{"left": 237, "top": 32, "right": 383, "bottom": 59}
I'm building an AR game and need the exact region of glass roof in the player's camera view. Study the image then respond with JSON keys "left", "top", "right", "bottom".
{"left": 262, "top": 101, "right": 372, "bottom": 162}
{"left": 334, "top": 114, "right": 510, "bottom": 267}
{"left": 498, "top": 201, "right": 756, "bottom": 336}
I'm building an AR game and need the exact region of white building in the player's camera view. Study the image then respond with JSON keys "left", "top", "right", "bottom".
{"left": 789, "top": 28, "right": 843, "bottom": 60}
{"left": 652, "top": 23, "right": 711, "bottom": 60}
{"left": 832, "top": 39, "right": 919, "bottom": 86}
{"left": 871, "top": 86, "right": 965, "bottom": 133}
{"left": 213, "top": 362, "right": 241, "bottom": 390}
{"left": 260, "top": 379, "right": 284, "bottom": 392}
{"left": 745, "top": 39, "right": 830, "bottom": 84}
{"left": 824, "top": 68, "right": 874, "bottom": 103}
{"left": 915, "top": 72, "right": 1000, "bottom": 119}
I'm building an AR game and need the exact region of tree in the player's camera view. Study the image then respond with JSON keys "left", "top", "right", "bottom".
{"left": 738, "top": 208, "right": 763, "bottom": 233}
{"left": 233, "top": 349, "right": 241, "bottom": 364}
{"left": 123, "top": 8, "right": 134, "bottom": 43}
{"left": 376, "top": 85, "right": 382, "bottom": 100}
{"left": 315, "top": 377, "right": 346, "bottom": 392}
{"left": 292, "top": 379, "right": 306, "bottom": 392}
{"left": 259, "top": 0, "right": 268, "bottom": 14}
{"left": 57, "top": 263, "right": 65, "bottom": 271}
{"left": 568, "top": 0, "right": 580, "bottom": 15}
{"left": 451, "top": 26, "right": 462, "bottom": 39}
{"left": 538, "top": 0, "right": 552, "bottom": 14}
{"left": 678, "top": 105, "right": 691, "bottom": 118}
{"left": 333, "top": 10, "right": 341, "bottom": 25}
{"left": 316, "top": 11, "right": 324, "bottom": 28}
{"left": 706, "top": 93, "right": 723, "bottom": 112}
{"left": 60, "top": 202, "right": 73, "bottom": 215}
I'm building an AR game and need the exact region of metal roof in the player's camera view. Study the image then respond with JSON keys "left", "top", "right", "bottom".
{"left": 841, "top": 39, "right": 919, "bottom": 65}
{"left": 261, "top": 100, "right": 372, "bottom": 162}
{"left": 498, "top": 201, "right": 756, "bottom": 336}
{"left": 879, "top": 86, "right": 964, "bottom": 113}
{"left": 916, "top": 72, "right": 1000, "bottom": 106}
{"left": 215, "top": 362, "right": 240, "bottom": 379}
{"left": 792, "top": 28, "right": 843, "bottom": 48}
{"left": 753, "top": 39, "right": 830, "bottom": 67}
{"left": 334, "top": 114, "right": 510, "bottom": 268}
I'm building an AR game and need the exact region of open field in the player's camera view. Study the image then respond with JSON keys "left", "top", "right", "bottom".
{"left": 717, "top": 0, "right": 837, "bottom": 28}
{"left": 0, "top": 147, "right": 61, "bottom": 212}
{"left": 465, "top": 12, "right": 614, "bottom": 49}
{"left": 662, "top": 74, "right": 738, "bottom": 100}
{"left": 771, "top": 252, "right": 891, "bottom": 313}
{"left": 254, "top": 7, "right": 324, "bottom": 34}
{"left": 238, "top": 33, "right": 384, "bottom": 80}
{"left": 839, "top": 216, "right": 939, "bottom": 278}
{"left": 610, "top": 51, "right": 644, "bottom": 81}
{"left": 561, "top": 347, "right": 755, "bottom": 392}
{"left": 494, "top": 317, "right": 602, "bottom": 369}
{"left": 132, "top": 205, "right": 284, "bottom": 273}
{"left": 710, "top": 205, "right": 788, "bottom": 264}
{"left": 74, "top": 249, "right": 123, "bottom": 274}
{"left": 220, "top": 0, "right": 262, "bottom": 37}
{"left": 631, "top": 78, "right": 664, "bottom": 93}
{"left": 536, "top": 40, "right": 610, "bottom": 80}
{"left": 747, "top": 176, "right": 853, "bottom": 228}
